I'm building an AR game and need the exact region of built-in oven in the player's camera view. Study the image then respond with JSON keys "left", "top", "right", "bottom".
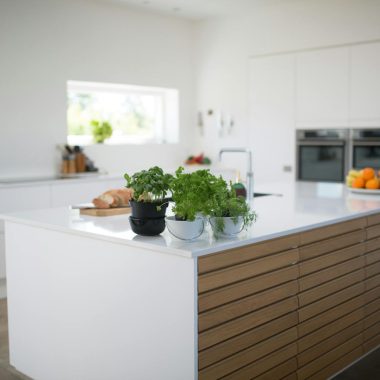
{"left": 296, "top": 129, "right": 350, "bottom": 182}
{"left": 350, "top": 129, "right": 380, "bottom": 170}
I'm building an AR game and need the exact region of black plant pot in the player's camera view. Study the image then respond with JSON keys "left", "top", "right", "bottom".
{"left": 129, "top": 200, "right": 169, "bottom": 219}
{"left": 129, "top": 216, "right": 166, "bottom": 236}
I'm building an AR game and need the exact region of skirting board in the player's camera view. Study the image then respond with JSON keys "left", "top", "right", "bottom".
{"left": 0, "top": 278, "right": 7, "bottom": 299}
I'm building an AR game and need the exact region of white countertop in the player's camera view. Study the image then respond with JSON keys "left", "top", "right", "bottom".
{"left": 2, "top": 181, "right": 380, "bottom": 258}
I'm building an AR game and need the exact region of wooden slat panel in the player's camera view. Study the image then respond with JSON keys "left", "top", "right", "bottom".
{"left": 199, "top": 312, "right": 298, "bottom": 370}
{"left": 299, "top": 229, "right": 365, "bottom": 262}
{"left": 198, "top": 249, "right": 298, "bottom": 293}
{"left": 366, "top": 274, "right": 380, "bottom": 291}
{"left": 298, "top": 307, "right": 364, "bottom": 352}
{"left": 297, "top": 321, "right": 362, "bottom": 367}
{"left": 299, "top": 282, "right": 364, "bottom": 322}
{"left": 364, "top": 286, "right": 380, "bottom": 304}
{"left": 198, "top": 328, "right": 297, "bottom": 380}
{"left": 198, "top": 235, "right": 299, "bottom": 274}
{"left": 299, "top": 257, "right": 364, "bottom": 291}
{"left": 299, "top": 243, "right": 365, "bottom": 277}
{"left": 221, "top": 343, "right": 297, "bottom": 380}
{"left": 199, "top": 266, "right": 298, "bottom": 313}
{"left": 366, "top": 262, "right": 380, "bottom": 278}
{"left": 297, "top": 334, "right": 363, "bottom": 380}
{"left": 367, "top": 224, "right": 380, "bottom": 240}
{"left": 366, "top": 249, "right": 380, "bottom": 265}
{"left": 367, "top": 213, "right": 380, "bottom": 227}
{"left": 298, "top": 269, "right": 365, "bottom": 307}
{"left": 199, "top": 281, "right": 298, "bottom": 332}
{"left": 198, "top": 297, "right": 298, "bottom": 351}
{"left": 308, "top": 347, "right": 363, "bottom": 380}
{"left": 366, "top": 236, "right": 380, "bottom": 253}
{"left": 255, "top": 358, "right": 297, "bottom": 380}
{"left": 364, "top": 310, "right": 380, "bottom": 329}
{"left": 363, "top": 332, "right": 380, "bottom": 353}
{"left": 364, "top": 321, "right": 380, "bottom": 342}
{"left": 365, "top": 297, "right": 380, "bottom": 316}
{"left": 298, "top": 295, "right": 364, "bottom": 337}
{"left": 300, "top": 218, "right": 366, "bottom": 246}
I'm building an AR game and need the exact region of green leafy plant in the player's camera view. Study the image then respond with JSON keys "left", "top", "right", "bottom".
{"left": 209, "top": 183, "right": 257, "bottom": 233}
{"left": 170, "top": 167, "right": 226, "bottom": 221}
{"left": 91, "top": 120, "right": 113, "bottom": 143}
{"left": 124, "top": 166, "right": 172, "bottom": 203}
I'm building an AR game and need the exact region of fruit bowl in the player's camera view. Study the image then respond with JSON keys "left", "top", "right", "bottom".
{"left": 346, "top": 168, "right": 380, "bottom": 191}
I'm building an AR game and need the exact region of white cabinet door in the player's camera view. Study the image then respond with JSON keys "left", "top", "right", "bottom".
{"left": 249, "top": 54, "right": 296, "bottom": 182}
{"left": 50, "top": 179, "right": 125, "bottom": 207}
{"left": 0, "top": 233, "right": 5, "bottom": 279}
{"left": 350, "top": 42, "right": 380, "bottom": 126}
{"left": 296, "top": 47, "right": 350, "bottom": 127}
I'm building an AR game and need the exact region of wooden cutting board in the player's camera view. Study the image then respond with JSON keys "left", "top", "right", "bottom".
{"left": 80, "top": 207, "right": 131, "bottom": 217}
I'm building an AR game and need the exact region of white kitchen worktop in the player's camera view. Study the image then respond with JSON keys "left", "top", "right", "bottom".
{"left": 2, "top": 181, "right": 380, "bottom": 258}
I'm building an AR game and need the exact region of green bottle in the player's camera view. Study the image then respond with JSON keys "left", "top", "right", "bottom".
{"left": 232, "top": 171, "right": 247, "bottom": 199}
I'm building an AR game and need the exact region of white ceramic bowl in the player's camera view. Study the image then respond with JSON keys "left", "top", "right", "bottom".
{"left": 165, "top": 216, "right": 205, "bottom": 240}
{"left": 209, "top": 216, "right": 244, "bottom": 236}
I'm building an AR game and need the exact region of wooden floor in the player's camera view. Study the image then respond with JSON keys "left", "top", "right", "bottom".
{"left": 0, "top": 298, "right": 31, "bottom": 380}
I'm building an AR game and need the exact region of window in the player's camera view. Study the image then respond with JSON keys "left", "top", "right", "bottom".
{"left": 67, "top": 80, "right": 179, "bottom": 145}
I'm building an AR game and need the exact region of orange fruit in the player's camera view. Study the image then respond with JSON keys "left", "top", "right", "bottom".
{"left": 365, "top": 178, "right": 380, "bottom": 190}
{"left": 352, "top": 177, "right": 365, "bottom": 188}
{"left": 361, "top": 167, "right": 375, "bottom": 181}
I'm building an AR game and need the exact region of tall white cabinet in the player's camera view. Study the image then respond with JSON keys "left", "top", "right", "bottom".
{"left": 296, "top": 47, "right": 350, "bottom": 127}
{"left": 350, "top": 42, "right": 380, "bottom": 126}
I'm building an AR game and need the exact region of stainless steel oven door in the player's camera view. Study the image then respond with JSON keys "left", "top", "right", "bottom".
{"left": 352, "top": 141, "right": 380, "bottom": 169}
{"left": 297, "top": 141, "right": 346, "bottom": 182}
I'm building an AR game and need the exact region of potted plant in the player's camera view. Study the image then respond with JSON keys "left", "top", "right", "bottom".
{"left": 166, "top": 167, "right": 222, "bottom": 240}
{"left": 91, "top": 120, "right": 113, "bottom": 143}
{"left": 124, "top": 166, "right": 172, "bottom": 236}
{"left": 209, "top": 182, "right": 257, "bottom": 237}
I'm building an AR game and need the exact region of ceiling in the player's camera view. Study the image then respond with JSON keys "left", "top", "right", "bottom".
{"left": 101, "top": 0, "right": 255, "bottom": 20}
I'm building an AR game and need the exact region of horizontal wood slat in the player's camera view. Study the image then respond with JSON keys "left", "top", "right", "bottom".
{"left": 198, "top": 249, "right": 298, "bottom": 293}
{"left": 365, "top": 286, "right": 380, "bottom": 304}
{"left": 297, "top": 321, "right": 362, "bottom": 367}
{"left": 198, "top": 312, "right": 298, "bottom": 370}
{"left": 299, "top": 243, "right": 365, "bottom": 277}
{"left": 198, "top": 266, "right": 298, "bottom": 313}
{"left": 363, "top": 332, "right": 380, "bottom": 353}
{"left": 298, "top": 269, "right": 364, "bottom": 307}
{"left": 367, "top": 224, "right": 380, "bottom": 240}
{"left": 366, "top": 236, "right": 380, "bottom": 253}
{"left": 299, "top": 229, "right": 365, "bottom": 262}
{"left": 199, "top": 281, "right": 298, "bottom": 332}
{"left": 198, "top": 235, "right": 299, "bottom": 274}
{"left": 366, "top": 274, "right": 380, "bottom": 291}
{"left": 364, "top": 310, "right": 380, "bottom": 329}
{"left": 221, "top": 343, "right": 298, "bottom": 380}
{"left": 298, "top": 282, "right": 365, "bottom": 323}
{"left": 364, "top": 321, "right": 380, "bottom": 342}
{"left": 298, "top": 295, "right": 364, "bottom": 338}
{"left": 297, "top": 334, "right": 363, "bottom": 380}
{"left": 308, "top": 347, "right": 363, "bottom": 380}
{"left": 299, "top": 256, "right": 365, "bottom": 292}
{"left": 298, "top": 307, "right": 364, "bottom": 352}
{"left": 300, "top": 218, "right": 366, "bottom": 246}
{"left": 254, "top": 358, "right": 297, "bottom": 380}
{"left": 366, "top": 262, "right": 380, "bottom": 278}
{"left": 366, "top": 249, "right": 380, "bottom": 265}
{"left": 367, "top": 213, "right": 380, "bottom": 227}
{"left": 198, "top": 297, "right": 298, "bottom": 351}
{"left": 198, "top": 328, "right": 297, "bottom": 380}
{"left": 365, "top": 297, "right": 380, "bottom": 316}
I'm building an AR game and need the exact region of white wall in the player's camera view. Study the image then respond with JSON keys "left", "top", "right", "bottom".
{"left": 0, "top": 0, "right": 198, "bottom": 178}
{"left": 195, "top": 0, "right": 380, "bottom": 181}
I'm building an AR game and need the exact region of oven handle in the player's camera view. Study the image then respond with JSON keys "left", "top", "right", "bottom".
{"left": 297, "top": 141, "right": 345, "bottom": 146}
{"left": 352, "top": 141, "right": 380, "bottom": 146}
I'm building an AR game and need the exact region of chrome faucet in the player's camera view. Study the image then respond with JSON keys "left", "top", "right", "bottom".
{"left": 219, "top": 148, "right": 254, "bottom": 201}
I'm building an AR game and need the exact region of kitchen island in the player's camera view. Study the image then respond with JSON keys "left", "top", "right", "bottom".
{"left": 2, "top": 181, "right": 380, "bottom": 380}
